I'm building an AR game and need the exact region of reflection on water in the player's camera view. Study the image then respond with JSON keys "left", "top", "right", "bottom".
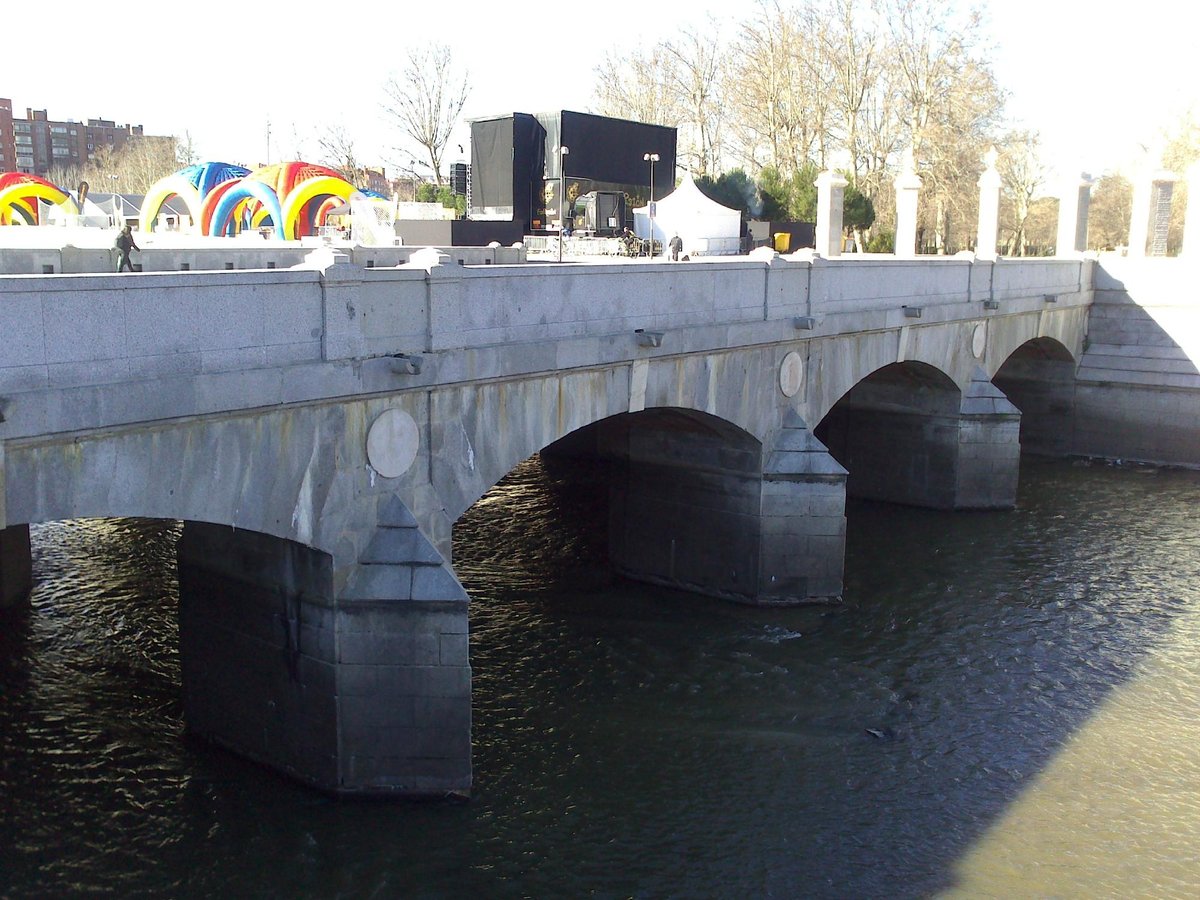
{"left": 2, "top": 459, "right": 1200, "bottom": 897}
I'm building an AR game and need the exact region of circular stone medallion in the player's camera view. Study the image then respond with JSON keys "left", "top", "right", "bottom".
{"left": 972, "top": 323, "right": 987, "bottom": 359}
{"left": 366, "top": 408, "right": 419, "bottom": 478}
{"left": 779, "top": 351, "right": 805, "bottom": 398}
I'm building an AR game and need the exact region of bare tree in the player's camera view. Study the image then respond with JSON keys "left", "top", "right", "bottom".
{"left": 661, "top": 24, "right": 726, "bottom": 176}
{"left": 176, "top": 131, "right": 200, "bottom": 167}
{"left": 46, "top": 136, "right": 180, "bottom": 200}
{"left": 1088, "top": 174, "right": 1133, "bottom": 251}
{"left": 884, "top": 0, "right": 1002, "bottom": 251}
{"left": 591, "top": 28, "right": 726, "bottom": 176}
{"left": 318, "top": 124, "right": 366, "bottom": 187}
{"left": 822, "top": 0, "right": 881, "bottom": 184}
{"left": 584, "top": 0, "right": 1011, "bottom": 252}
{"left": 592, "top": 47, "right": 680, "bottom": 126}
{"left": 383, "top": 44, "right": 470, "bottom": 185}
{"left": 726, "top": 0, "right": 828, "bottom": 175}
{"left": 997, "top": 130, "right": 1044, "bottom": 256}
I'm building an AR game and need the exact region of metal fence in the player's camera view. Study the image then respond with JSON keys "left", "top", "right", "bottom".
{"left": 525, "top": 234, "right": 659, "bottom": 258}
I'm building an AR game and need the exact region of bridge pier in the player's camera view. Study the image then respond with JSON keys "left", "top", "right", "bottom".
{"left": 0, "top": 524, "right": 33, "bottom": 610}
{"left": 955, "top": 368, "right": 1023, "bottom": 508}
{"left": 177, "top": 502, "right": 470, "bottom": 797}
{"left": 605, "top": 411, "right": 847, "bottom": 604}
{"left": 817, "top": 365, "right": 1021, "bottom": 510}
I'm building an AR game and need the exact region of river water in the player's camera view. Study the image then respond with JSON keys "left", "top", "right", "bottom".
{"left": 2, "top": 457, "right": 1200, "bottom": 898}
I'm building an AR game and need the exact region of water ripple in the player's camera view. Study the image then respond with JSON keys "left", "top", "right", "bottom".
{"left": 3, "top": 461, "right": 1200, "bottom": 897}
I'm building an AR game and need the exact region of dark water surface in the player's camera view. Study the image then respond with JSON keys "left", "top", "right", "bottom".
{"left": 3, "top": 458, "right": 1200, "bottom": 898}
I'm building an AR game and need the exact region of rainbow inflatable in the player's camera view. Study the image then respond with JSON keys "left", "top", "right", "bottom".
{"left": 2, "top": 162, "right": 383, "bottom": 240}
{"left": 139, "top": 162, "right": 250, "bottom": 235}
{"left": 0, "top": 173, "right": 78, "bottom": 225}
{"left": 141, "top": 160, "right": 381, "bottom": 240}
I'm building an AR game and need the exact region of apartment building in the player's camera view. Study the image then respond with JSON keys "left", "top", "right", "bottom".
{"left": 0, "top": 97, "right": 164, "bottom": 177}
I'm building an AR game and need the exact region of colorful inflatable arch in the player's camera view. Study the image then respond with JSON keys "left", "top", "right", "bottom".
{"left": 207, "top": 179, "right": 286, "bottom": 240}
{"left": 280, "top": 175, "right": 362, "bottom": 239}
{"left": 1, "top": 197, "right": 36, "bottom": 225}
{"left": 4, "top": 160, "right": 374, "bottom": 238}
{"left": 141, "top": 162, "right": 250, "bottom": 234}
{"left": 247, "top": 162, "right": 353, "bottom": 238}
{"left": 0, "top": 173, "right": 77, "bottom": 225}
{"left": 249, "top": 161, "right": 345, "bottom": 199}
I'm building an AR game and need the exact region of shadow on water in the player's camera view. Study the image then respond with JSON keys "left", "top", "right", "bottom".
{"left": 1, "top": 457, "right": 1198, "bottom": 897}
{"left": 450, "top": 453, "right": 1200, "bottom": 897}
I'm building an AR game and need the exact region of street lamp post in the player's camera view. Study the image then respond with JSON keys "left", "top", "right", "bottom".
{"left": 558, "top": 145, "right": 570, "bottom": 263}
{"left": 643, "top": 152, "right": 659, "bottom": 256}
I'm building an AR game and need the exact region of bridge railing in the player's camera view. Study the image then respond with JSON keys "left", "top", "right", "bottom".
{"left": 0, "top": 255, "right": 1095, "bottom": 442}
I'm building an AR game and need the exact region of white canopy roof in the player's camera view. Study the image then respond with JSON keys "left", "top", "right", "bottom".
{"left": 632, "top": 172, "right": 742, "bottom": 256}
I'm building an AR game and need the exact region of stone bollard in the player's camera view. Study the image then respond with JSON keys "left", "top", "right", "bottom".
{"left": 976, "top": 147, "right": 1002, "bottom": 260}
{"left": 1057, "top": 173, "right": 1093, "bottom": 257}
{"left": 894, "top": 148, "right": 922, "bottom": 258}
{"left": 814, "top": 170, "right": 849, "bottom": 258}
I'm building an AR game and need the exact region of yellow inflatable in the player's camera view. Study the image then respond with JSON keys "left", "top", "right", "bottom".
{"left": 139, "top": 175, "right": 203, "bottom": 234}
{"left": 0, "top": 181, "right": 77, "bottom": 222}
{"left": 279, "top": 176, "right": 359, "bottom": 239}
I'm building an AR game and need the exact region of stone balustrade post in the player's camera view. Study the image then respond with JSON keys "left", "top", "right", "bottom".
{"left": 1128, "top": 168, "right": 1178, "bottom": 257}
{"left": 1056, "top": 173, "right": 1093, "bottom": 257}
{"left": 893, "top": 148, "right": 922, "bottom": 258}
{"left": 814, "top": 170, "right": 849, "bottom": 258}
{"left": 976, "top": 147, "right": 1002, "bottom": 260}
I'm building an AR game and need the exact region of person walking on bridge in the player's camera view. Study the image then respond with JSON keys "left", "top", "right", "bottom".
{"left": 115, "top": 225, "right": 139, "bottom": 273}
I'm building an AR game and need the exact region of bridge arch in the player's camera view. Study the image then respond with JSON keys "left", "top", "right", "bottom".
{"left": 1, "top": 396, "right": 476, "bottom": 799}
{"left": 427, "top": 364, "right": 777, "bottom": 532}
{"left": 460, "top": 405, "right": 762, "bottom": 512}
{"left": 448, "top": 405, "right": 769, "bottom": 602}
{"left": 815, "top": 361, "right": 964, "bottom": 508}
{"left": 3, "top": 403, "right": 363, "bottom": 554}
{"left": 992, "top": 336, "right": 1078, "bottom": 456}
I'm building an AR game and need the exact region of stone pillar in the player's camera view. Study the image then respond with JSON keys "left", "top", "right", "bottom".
{"left": 759, "top": 413, "right": 848, "bottom": 602}
{"left": 955, "top": 368, "right": 1021, "bottom": 509}
{"left": 893, "top": 148, "right": 922, "bottom": 258}
{"left": 1150, "top": 178, "right": 1176, "bottom": 256}
{"left": 0, "top": 524, "right": 33, "bottom": 610}
{"left": 1056, "top": 173, "right": 1093, "bottom": 256}
{"left": 814, "top": 170, "right": 849, "bottom": 258}
{"left": 1184, "top": 163, "right": 1200, "bottom": 257}
{"left": 177, "top": 499, "right": 471, "bottom": 797}
{"left": 976, "top": 147, "right": 1002, "bottom": 260}
{"left": 607, "top": 412, "right": 846, "bottom": 604}
{"left": 1128, "top": 169, "right": 1178, "bottom": 257}
{"left": 334, "top": 497, "right": 471, "bottom": 796}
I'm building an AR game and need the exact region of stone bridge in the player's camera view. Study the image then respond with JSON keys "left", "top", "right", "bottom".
{"left": 0, "top": 251, "right": 1104, "bottom": 795}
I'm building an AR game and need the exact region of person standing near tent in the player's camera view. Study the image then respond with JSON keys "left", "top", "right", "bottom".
{"left": 115, "top": 225, "right": 139, "bottom": 273}
{"left": 669, "top": 232, "right": 683, "bottom": 261}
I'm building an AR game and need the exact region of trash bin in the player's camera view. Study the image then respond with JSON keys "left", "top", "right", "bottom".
{"left": 773, "top": 232, "right": 791, "bottom": 253}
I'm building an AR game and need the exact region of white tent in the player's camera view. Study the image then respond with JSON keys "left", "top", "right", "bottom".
{"left": 632, "top": 172, "right": 742, "bottom": 256}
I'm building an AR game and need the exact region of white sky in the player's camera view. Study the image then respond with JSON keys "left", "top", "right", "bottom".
{"left": 5, "top": 0, "right": 1198, "bottom": 182}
